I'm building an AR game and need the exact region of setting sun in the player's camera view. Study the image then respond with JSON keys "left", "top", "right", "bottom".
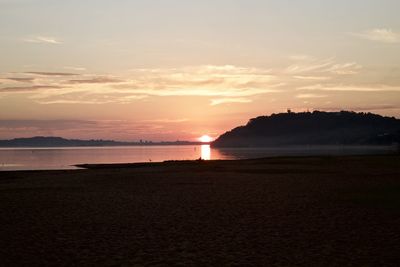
{"left": 199, "top": 135, "right": 213, "bottom": 143}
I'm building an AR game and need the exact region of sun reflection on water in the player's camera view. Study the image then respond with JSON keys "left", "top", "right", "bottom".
{"left": 201, "top": 144, "right": 211, "bottom": 160}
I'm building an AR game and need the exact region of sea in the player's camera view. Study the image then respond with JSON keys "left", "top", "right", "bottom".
{"left": 0, "top": 145, "right": 397, "bottom": 171}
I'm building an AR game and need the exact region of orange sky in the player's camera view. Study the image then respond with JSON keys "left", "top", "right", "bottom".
{"left": 1, "top": 1, "right": 399, "bottom": 141}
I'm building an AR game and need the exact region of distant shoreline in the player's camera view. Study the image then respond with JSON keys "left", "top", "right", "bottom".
{"left": 0, "top": 136, "right": 207, "bottom": 148}
{"left": 0, "top": 143, "right": 396, "bottom": 149}
{"left": 0, "top": 143, "right": 208, "bottom": 149}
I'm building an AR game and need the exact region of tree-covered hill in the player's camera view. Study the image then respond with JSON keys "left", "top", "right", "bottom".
{"left": 212, "top": 111, "right": 400, "bottom": 148}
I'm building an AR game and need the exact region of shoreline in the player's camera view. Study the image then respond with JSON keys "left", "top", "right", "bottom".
{"left": 76, "top": 152, "right": 399, "bottom": 169}
{"left": 0, "top": 152, "right": 398, "bottom": 173}
{"left": 0, "top": 145, "right": 398, "bottom": 172}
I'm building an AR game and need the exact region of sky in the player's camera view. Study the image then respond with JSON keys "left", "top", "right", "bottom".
{"left": 0, "top": 0, "right": 400, "bottom": 141}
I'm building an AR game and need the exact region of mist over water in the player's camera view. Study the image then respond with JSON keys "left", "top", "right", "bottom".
{"left": 0, "top": 145, "right": 396, "bottom": 171}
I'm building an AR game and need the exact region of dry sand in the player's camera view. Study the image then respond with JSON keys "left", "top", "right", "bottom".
{"left": 0, "top": 155, "right": 400, "bottom": 266}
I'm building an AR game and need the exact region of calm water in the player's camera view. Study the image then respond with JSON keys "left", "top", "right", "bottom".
{"left": 0, "top": 145, "right": 397, "bottom": 171}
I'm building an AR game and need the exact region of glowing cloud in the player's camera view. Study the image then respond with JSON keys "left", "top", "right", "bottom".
{"left": 286, "top": 58, "right": 362, "bottom": 75}
{"left": 22, "top": 36, "right": 62, "bottom": 44}
{"left": 296, "top": 94, "right": 328, "bottom": 99}
{"left": 2, "top": 77, "right": 35, "bottom": 83}
{"left": 298, "top": 84, "right": 400, "bottom": 92}
{"left": 210, "top": 98, "right": 252, "bottom": 106}
{"left": 68, "top": 77, "right": 124, "bottom": 84}
{"left": 351, "top": 28, "right": 400, "bottom": 44}
{"left": 0, "top": 85, "right": 64, "bottom": 93}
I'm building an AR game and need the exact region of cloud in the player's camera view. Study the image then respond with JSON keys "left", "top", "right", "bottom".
{"left": 113, "top": 65, "right": 281, "bottom": 99}
{"left": 351, "top": 28, "right": 400, "bottom": 44}
{"left": 139, "top": 118, "right": 189, "bottom": 123}
{"left": 296, "top": 93, "right": 328, "bottom": 99}
{"left": 25, "top": 72, "right": 78, "bottom": 76}
{"left": 210, "top": 98, "right": 252, "bottom": 106}
{"left": 8, "top": 66, "right": 277, "bottom": 105}
{"left": 0, "top": 119, "right": 97, "bottom": 130}
{"left": 286, "top": 58, "right": 334, "bottom": 73}
{"left": 286, "top": 58, "right": 362, "bottom": 75}
{"left": 31, "top": 90, "right": 148, "bottom": 105}
{"left": 22, "top": 36, "right": 62, "bottom": 44}
{"left": 0, "top": 119, "right": 99, "bottom": 139}
{"left": 0, "top": 119, "right": 192, "bottom": 141}
{"left": 350, "top": 104, "right": 400, "bottom": 112}
{"left": 36, "top": 100, "right": 116, "bottom": 105}
{"left": 293, "top": 76, "right": 331, "bottom": 81}
{"left": 114, "top": 87, "right": 280, "bottom": 98}
{"left": 288, "top": 55, "right": 314, "bottom": 61}
{"left": 67, "top": 77, "right": 124, "bottom": 84}
{"left": 2, "top": 77, "right": 35, "bottom": 83}
{"left": 313, "top": 104, "right": 400, "bottom": 112}
{"left": 25, "top": 64, "right": 280, "bottom": 105}
{"left": 0, "top": 85, "right": 63, "bottom": 93}
{"left": 326, "top": 63, "right": 362, "bottom": 75}
{"left": 0, "top": 61, "right": 376, "bottom": 106}
{"left": 63, "top": 66, "right": 87, "bottom": 71}
{"left": 297, "top": 84, "right": 400, "bottom": 92}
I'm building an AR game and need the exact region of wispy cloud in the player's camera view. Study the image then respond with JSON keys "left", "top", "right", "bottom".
{"left": 288, "top": 55, "right": 314, "bottom": 61}
{"left": 293, "top": 76, "right": 331, "bottom": 81}
{"left": 0, "top": 119, "right": 193, "bottom": 141}
{"left": 139, "top": 118, "right": 189, "bottom": 123}
{"left": 286, "top": 58, "right": 362, "bottom": 75}
{"left": 0, "top": 119, "right": 97, "bottom": 130}
{"left": 22, "top": 36, "right": 62, "bottom": 44}
{"left": 313, "top": 104, "right": 400, "bottom": 113}
{"left": 210, "top": 98, "right": 252, "bottom": 106}
{"left": 25, "top": 72, "right": 78, "bottom": 76}
{"left": 296, "top": 93, "right": 328, "bottom": 99}
{"left": 23, "top": 64, "right": 280, "bottom": 105}
{"left": 298, "top": 84, "right": 400, "bottom": 92}
{"left": 36, "top": 99, "right": 116, "bottom": 105}
{"left": 114, "top": 65, "right": 281, "bottom": 99}
{"left": 112, "top": 87, "right": 279, "bottom": 98}
{"left": 0, "top": 85, "right": 63, "bottom": 93}
{"left": 31, "top": 91, "right": 148, "bottom": 105}
{"left": 326, "top": 63, "right": 362, "bottom": 75}
{"left": 68, "top": 77, "right": 124, "bottom": 84}
{"left": 351, "top": 28, "right": 400, "bottom": 44}
{"left": 1, "top": 60, "right": 388, "bottom": 106}
{"left": 2, "top": 77, "right": 35, "bottom": 83}
{"left": 63, "top": 66, "right": 87, "bottom": 71}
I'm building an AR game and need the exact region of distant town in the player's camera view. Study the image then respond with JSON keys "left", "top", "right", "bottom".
{"left": 0, "top": 136, "right": 207, "bottom": 147}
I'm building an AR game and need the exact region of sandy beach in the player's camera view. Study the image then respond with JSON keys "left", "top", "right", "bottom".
{"left": 1, "top": 155, "right": 400, "bottom": 266}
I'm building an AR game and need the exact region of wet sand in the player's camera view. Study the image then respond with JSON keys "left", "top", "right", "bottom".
{"left": 1, "top": 155, "right": 400, "bottom": 266}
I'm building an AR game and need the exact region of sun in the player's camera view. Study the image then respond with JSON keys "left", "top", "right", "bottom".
{"left": 199, "top": 135, "right": 213, "bottom": 143}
